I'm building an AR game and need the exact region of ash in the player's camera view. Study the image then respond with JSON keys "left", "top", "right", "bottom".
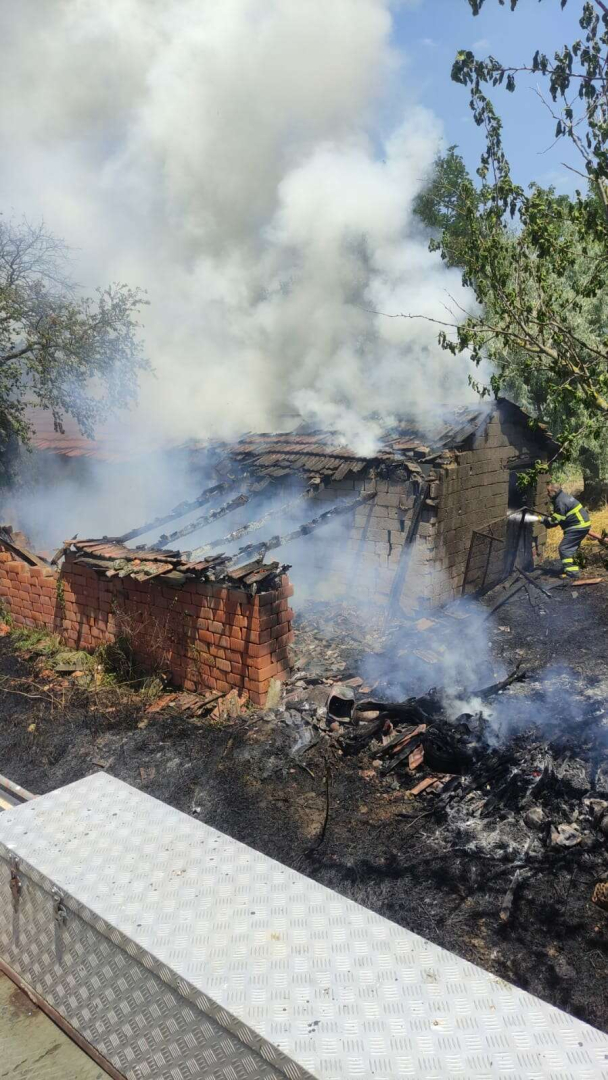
{"left": 1, "top": 574, "right": 607, "bottom": 1029}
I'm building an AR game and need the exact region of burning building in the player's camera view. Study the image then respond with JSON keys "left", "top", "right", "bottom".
{"left": 214, "top": 397, "right": 558, "bottom": 611}
{"left": 0, "top": 397, "right": 558, "bottom": 703}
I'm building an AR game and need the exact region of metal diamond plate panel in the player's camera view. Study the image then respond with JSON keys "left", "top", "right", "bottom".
{"left": 0, "top": 772, "right": 606, "bottom": 1080}
{"left": 0, "top": 859, "right": 286, "bottom": 1080}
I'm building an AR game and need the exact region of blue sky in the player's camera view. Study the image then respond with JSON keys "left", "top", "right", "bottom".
{"left": 392, "top": 0, "right": 584, "bottom": 193}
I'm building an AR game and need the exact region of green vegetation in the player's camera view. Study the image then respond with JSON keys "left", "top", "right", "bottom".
{"left": 0, "top": 217, "right": 149, "bottom": 477}
{"left": 414, "top": 1, "right": 608, "bottom": 500}
{"left": 4, "top": 620, "right": 162, "bottom": 696}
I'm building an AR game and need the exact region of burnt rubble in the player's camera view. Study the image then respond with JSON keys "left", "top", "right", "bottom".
{"left": 271, "top": 583, "right": 608, "bottom": 934}
{"left": 0, "top": 561, "right": 606, "bottom": 1028}
{"left": 61, "top": 538, "right": 289, "bottom": 592}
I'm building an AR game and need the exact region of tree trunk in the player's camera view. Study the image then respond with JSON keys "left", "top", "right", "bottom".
{"left": 580, "top": 447, "right": 608, "bottom": 509}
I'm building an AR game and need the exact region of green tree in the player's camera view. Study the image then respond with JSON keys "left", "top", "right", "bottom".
{"left": 413, "top": 146, "right": 475, "bottom": 268}
{"left": 0, "top": 217, "right": 149, "bottom": 458}
{"left": 408, "top": 1, "right": 608, "bottom": 485}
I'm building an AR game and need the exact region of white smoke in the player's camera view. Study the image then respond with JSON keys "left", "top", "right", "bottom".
{"left": 0, "top": 0, "right": 473, "bottom": 451}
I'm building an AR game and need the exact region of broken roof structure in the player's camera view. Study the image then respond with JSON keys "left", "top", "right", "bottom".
{"left": 62, "top": 538, "right": 288, "bottom": 592}
{"left": 213, "top": 399, "right": 559, "bottom": 484}
{"left": 24, "top": 397, "right": 559, "bottom": 613}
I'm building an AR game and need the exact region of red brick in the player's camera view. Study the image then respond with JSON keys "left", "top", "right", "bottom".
{"left": 225, "top": 599, "right": 242, "bottom": 615}
{"left": 225, "top": 637, "right": 245, "bottom": 654}
{"left": 252, "top": 660, "right": 279, "bottom": 682}
{"left": 244, "top": 676, "right": 271, "bottom": 693}
{"left": 225, "top": 671, "right": 244, "bottom": 688}
{"left": 252, "top": 591, "right": 276, "bottom": 609}
{"left": 226, "top": 587, "right": 250, "bottom": 605}
{"left": 243, "top": 629, "right": 272, "bottom": 646}
{"left": 248, "top": 690, "right": 267, "bottom": 706}
{"left": 244, "top": 641, "right": 274, "bottom": 661}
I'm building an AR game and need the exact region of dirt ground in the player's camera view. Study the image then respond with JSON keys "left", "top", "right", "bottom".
{"left": 0, "top": 571, "right": 607, "bottom": 1033}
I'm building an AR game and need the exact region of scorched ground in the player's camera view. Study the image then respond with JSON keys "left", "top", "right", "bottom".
{"left": 0, "top": 573, "right": 606, "bottom": 1032}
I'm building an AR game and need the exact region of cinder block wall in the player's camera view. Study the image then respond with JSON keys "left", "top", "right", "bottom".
{"left": 304, "top": 408, "right": 549, "bottom": 611}
{"left": 433, "top": 411, "right": 549, "bottom": 603}
{"left": 308, "top": 470, "right": 441, "bottom": 612}
{"left": 0, "top": 548, "right": 293, "bottom": 705}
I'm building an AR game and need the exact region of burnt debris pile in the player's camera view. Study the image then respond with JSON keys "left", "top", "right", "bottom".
{"left": 283, "top": 594, "right": 608, "bottom": 916}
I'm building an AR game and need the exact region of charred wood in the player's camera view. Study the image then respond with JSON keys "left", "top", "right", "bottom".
{"left": 386, "top": 482, "right": 429, "bottom": 622}
{"left": 473, "top": 665, "right": 527, "bottom": 700}
{"left": 0, "top": 527, "right": 48, "bottom": 567}
{"left": 118, "top": 482, "right": 235, "bottom": 544}
{"left": 343, "top": 715, "right": 388, "bottom": 755}
{"left": 515, "top": 566, "right": 553, "bottom": 600}
{"left": 191, "top": 487, "right": 314, "bottom": 558}
{"left": 499, "top": 867, "right": 533, "bottom": 923}
{"left": 228, "top": 492, "right": 376, "bottom": 565}
{"left": 153, "top": 493, "right": 250, "bottom": 549}
{"left": 482, "top": 581, "right": 526, "bottom": 620}
{"left": 382, "top": 738, "right": 423, "bottom": 775}
{"left": 356, "top": 699, "right": 432, "bottom": 723}
{"left": 376, "top": 723, "right": 427, "bottom": 758}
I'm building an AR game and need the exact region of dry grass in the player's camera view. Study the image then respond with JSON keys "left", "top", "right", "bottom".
{"left": 542, "top": 472, "right": 608, "bottom": 559}
{"left": 545, "top": 504, "right": 608, "bottom": 560}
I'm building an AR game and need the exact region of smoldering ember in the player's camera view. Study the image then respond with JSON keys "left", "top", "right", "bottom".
{"left": 0, "top": 394, "right": 607, "bottom": 1041}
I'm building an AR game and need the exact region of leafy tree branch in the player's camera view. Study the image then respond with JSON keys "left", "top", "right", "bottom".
{"left": 0, "top": 217, "right": 150, "bottom": 458}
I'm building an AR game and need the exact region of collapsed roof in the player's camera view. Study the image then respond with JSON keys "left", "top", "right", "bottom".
{"left": 27, "top": 398, "right": 559, "bottom": 478}
{"left": 63, "top": 539, "right": 287, "bottom": 593}
{"left": 215, "top": 399, "right": 559, "bottom": 484}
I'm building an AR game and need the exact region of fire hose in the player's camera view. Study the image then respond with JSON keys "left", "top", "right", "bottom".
{"left": 508, "top": 508, "right": 608, "bottom": 547}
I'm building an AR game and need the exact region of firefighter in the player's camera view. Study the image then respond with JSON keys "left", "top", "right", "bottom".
{"left": 543, "top": 480, "right": 591, "bottom": 578}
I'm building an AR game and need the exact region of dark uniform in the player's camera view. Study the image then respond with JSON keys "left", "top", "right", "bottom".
{"left": 544, "top": 490, "right": 590, "bottom": 577}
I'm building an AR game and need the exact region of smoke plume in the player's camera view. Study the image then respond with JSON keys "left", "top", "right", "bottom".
{"left": 0, "top": 0, "right": 473, "bottom": 451}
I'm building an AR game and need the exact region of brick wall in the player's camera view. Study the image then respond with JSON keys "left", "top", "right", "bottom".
{"left": 0, "top": 549, "right": 293, "bottom": 706}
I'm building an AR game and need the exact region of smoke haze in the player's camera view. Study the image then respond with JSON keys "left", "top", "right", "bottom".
{"left": 0, "top": 0, "right": 474, "bottom": 452}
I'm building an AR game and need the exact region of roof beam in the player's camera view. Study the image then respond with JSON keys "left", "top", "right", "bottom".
{"left": 228, "top": 491, "right": 376, "bottom": 566}
{"left": 117, "top": 481, "right": 234, "bottom": 544}
{"left": 190, "top": 487, "right": 315, "bottom": 559}
{"left": 152, "top": 492, "right": 250, "bottom": 550}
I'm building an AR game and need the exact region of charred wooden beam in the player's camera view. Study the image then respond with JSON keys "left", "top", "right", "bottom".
{"left": 228, "top": 492, "right": 376, "bottom": 565}
{"left": 343, "top": 714, "right": 388, "bottom": 755}
{"left": 382, "top": 738, "right": 423, "bottom": 775}
{"left": 0, "top": 528, "right": 48, "bottom": 568}
{"left": 356, "top": 699, "right": 432, "bottom": 724}
{"left": 153, "top": 493, "right": 250, "bottom": 550}
{"left": 500, "top": 866, "right": 532, "bottom": 923}
{"left": 482, "top": 580, "right": 526, "bottom": 620}
{"left": 117, "top": 482, "right": 234, "bottom": 544}
{"left": 515, "top": 566, "right": 553, "bottom": 599}
{"left": 191, "top": 487, "right": 314, "bottom": 559}
{"left": 386, "top": 482, "right": 429, "bottom": 621}
{"left": 473, "top": 665, "right": 526, "bottom": 700}
{"left": 376, "top": 723, "right": 427, "bottom": 759}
